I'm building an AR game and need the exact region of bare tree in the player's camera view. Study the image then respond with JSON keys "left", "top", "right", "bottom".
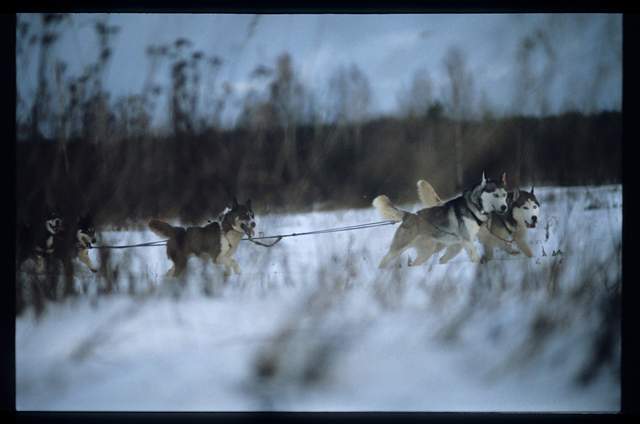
{"left": 271, "top": 53, "right": 305, "bottom": 180}
{"left": 514, "top": 29, "right": 556, "bottom": 117}
{"left": 328, "top": 63, "right": 372, "bottom": 154}
{"left": 31, "top": 13, "right": 66, "bottom": 141}
{"left": 396, "top": 68, "right": 433, "bottom": 119}
{"left": 443, "top": 47, "right": 473, "bottom": 188}
{"left": 81, "top": 18, "right": 120, "bottom": 144}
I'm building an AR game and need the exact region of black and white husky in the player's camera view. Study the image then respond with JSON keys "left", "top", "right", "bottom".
{"left": 149, "top": 198, "right": 256, "bottom": 277}
{"left": 53, "top": 212, "right": 99, "bottom": 274}
{"left": 373, "top": 173, "right": 508, "bottom": 268}
{"left": 417, "top": 179, "right": 541, "bottom": 262}
{"left": 16, "top": 210, "right": 65, "bottom": 272}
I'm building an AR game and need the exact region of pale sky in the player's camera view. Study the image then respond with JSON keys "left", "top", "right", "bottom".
{"left": 17, "top": 13, "right": 622, "bottom": 129}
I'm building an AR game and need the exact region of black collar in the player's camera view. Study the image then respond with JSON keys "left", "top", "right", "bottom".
{"left": 467, "top": 204, "right": 485, "bottom": 226}
{"left": 473, "top": 202, "right": 489, "bottom": 216}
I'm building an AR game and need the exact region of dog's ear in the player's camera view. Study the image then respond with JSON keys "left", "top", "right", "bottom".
{"left": 481, "top": 172, "right": 487, "bottom": 187}
{"left": 530, "top": 186, "right": 535, "bottom": 196}
{"left": 501, "top": 172, "right": 507, "bottom": 188}
{"left": 246, "top": 198, "right": 252, "bottom": 209}
{"left": 513, "top": 188, "right": 520, "bottom": 202}
{"left": 232, "top": 197, "right": 238, "bottom": 210}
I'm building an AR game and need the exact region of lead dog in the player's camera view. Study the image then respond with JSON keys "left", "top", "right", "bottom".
{"left": 149, "top": 198, "right": 256, "bottom": 277}
{"left": 373, "top": 173, "right": 508, "bottom": 268}
{"left": 417, "top": 179, "right": 541, "bottom": 262}
{"left": 477, "top": 187, "right": 540, "bottom": 261}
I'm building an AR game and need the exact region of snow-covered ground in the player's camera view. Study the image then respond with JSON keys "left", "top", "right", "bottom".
{"left": 16, "top": 185, "right": 622, "bottom": 412}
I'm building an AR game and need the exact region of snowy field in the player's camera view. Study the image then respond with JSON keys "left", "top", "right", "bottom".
{"left": 15, "top": 185, "right": 622, "bottom": 412}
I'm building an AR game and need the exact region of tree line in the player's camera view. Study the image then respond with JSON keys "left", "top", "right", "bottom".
{"left": 16, "top": 109, "right": 621, "bottom": 227}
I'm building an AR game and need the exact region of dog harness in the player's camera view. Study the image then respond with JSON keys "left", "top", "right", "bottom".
{"left": 485, "top": 216, "right": 516, "bottom": 244}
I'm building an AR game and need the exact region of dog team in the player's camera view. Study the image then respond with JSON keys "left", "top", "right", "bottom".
{"left": 16, "top": 173, "right": 541, "bottom": 279}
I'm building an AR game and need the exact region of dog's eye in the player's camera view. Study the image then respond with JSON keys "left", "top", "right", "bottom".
{"left": 494, "top": 193, "right": 498, "bottom": 198}
{"left": 523, "top": 206, "right": 529, "bottom": 210}
{"left": 533, "top": 205, "right": 537, "bottom": 209}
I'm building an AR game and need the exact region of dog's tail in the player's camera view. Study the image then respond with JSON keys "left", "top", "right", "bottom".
{"left": 372, "top": 195, "right": 406, "bottom": 222}
{"left": 417, "top": 180, "right": 444, "bottom": 208}
{"left": 149, "top": 219, "right": 181, "bottom": 239}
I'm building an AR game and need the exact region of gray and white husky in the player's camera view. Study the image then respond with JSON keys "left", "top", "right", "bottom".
{"left": 373, "top": 173, "right": 508, "bottom": 268}
{"left": 417, "top": 179, "right": 541, "bottom": 262}
{"left": 149, "top": 198, "right": 256, "bottom": 277}
{"left": 477, "top": 187, "right": 540, "bottom": 261}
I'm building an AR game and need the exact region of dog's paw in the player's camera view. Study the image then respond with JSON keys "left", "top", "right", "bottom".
{"left": 468, "top": 253, "right": 481, "bottom": 263}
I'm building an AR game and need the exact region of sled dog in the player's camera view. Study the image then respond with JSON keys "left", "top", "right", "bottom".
{"left": 477, "top": 187, "right": 540, "bottom": 261}
{"left": 53, "top": 212, "right": 99, "bottom": 274}
{"left": 16, "top": 210, "right": 65, "bottom": 272}
{"left": 417, "top": 179, "right": 541, "bottom": 262}
{"left": 149, "top": 198, "right": 256, "bottom": 277}
{"left": 373, "top": 173, "right": 508, "bottom": 268}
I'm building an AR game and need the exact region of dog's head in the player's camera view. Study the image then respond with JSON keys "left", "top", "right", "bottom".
{"left": 45, "top": 211, "right": 65, "bottom": 234}
{"left": 228, "top": 198, "right": 256, "bottom": 237}
{"left": 76, "top": 213, "right": 97, "bottom": 247}
{"left": 511, "top": 187, "right": 541, "bottom": 228}
{"left": 478, "top": 172, "right": 508, "bottom": 215}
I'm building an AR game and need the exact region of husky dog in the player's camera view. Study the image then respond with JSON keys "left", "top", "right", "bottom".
{"left": 417, "top": 179, "right": 541, "bottom": 262}
{"left": 373, "top": 173, "right": 508, "bottom": 268}
{"left": 16, "top": 210, "right": 65, "bottom": 272}
{"left": 53, "top": 212, "right": 99, "bottom": 274}
{"left": 477, "top": 187, "right": 540, "bottom": 262}
{"left": 149, "top": 198, "right": 256, "bottom": 277}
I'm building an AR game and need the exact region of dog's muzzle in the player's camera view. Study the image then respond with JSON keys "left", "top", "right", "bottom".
{"left": 49, "top": 219, "right": 65, "bottom": 233}
{"left": 496, "top": 204, "right": 507, "bottom": 215}
{"left": 241, "top": 222, "right": 256, "bottom": 237}
{"left": 79, "top": 233, "right": 97, "bottom": 248}
{"left": 526, "top": 215, "right": 538, "bottom": 228}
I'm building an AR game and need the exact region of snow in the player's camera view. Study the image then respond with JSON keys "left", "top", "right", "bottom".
{"left": 16, "top": 185, "right": 622, "bottom": 412}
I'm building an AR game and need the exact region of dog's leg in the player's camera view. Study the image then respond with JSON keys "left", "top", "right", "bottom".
{"left": 379, "top": 224, "right": 415, "bottom": 268}
{"left": 480, "top": 243, "right": 495, "bottom": 263}
{"left": 439, "top": 244, "right": 463, "bottom": 264}
{"left": 514, "top": 235, "right": 535, "bottom": 258}
{"left": 166, "top": 245, "right": 187, "bottom": 277}
{"left": 34, "top": 256, "right": 45, "bottom": 273}
{"left": 490, "top": 236, "right": 520, "bottom": 256}
{"left": 172, "top": 263, "right": 187, "bottom": 278}
{"left": 461, "top": 239, "right": 481, "bottom": 263}
{"left": 214, "top": 255, "right": 235, "bottom": 276}
{"left": 77, "top": 249, "right": 98, "bottom": 273}
{"left": 230, "top": 259, "right": 242, "bottom": 275}
{"left": 410, "top": 240, "right": 436, "bottom": 266}
{"left": 379, "top": 244, "right": 411, "bottom": 268}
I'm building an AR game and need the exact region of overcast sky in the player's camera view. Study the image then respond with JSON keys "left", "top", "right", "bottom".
{"left": 17, "top": 13, "right": 622, "bottom": 128}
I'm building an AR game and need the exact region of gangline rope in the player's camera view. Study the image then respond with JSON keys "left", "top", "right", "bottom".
{"left": 93, "top": 220, "right": 397, "bottom": 250}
